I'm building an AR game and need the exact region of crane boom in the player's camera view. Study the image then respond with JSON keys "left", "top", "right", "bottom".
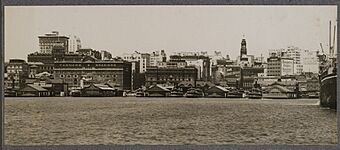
{"left": 332, "top": 25, "right": 336, "bottom": 55}
{"left": 320, "top": 43, "right": 324, "bottom": 53}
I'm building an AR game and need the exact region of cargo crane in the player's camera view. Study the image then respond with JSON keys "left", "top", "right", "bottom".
{"left": 320, "top": 43, "right": 324, "bottom": 53}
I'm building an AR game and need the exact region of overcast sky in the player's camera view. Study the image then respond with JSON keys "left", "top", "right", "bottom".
{"left": 5, "top": 6, "right": 337, "bottom": 61}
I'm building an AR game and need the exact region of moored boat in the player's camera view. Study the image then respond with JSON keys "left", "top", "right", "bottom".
{"left": 185, "top": 88, "right": 204, "bottom": 98}
{"left": 318, "top": 20, "right": 337, "bottom": 110}
{"left": 135, "top": 88, "right": 146, "bottom": 97}
{"left": 169, "top": 87, "right": 184, "bottom": 97}
{"left": 227, "top": 88, "right": 244, "bottom": 98}
{"left": 248, "top": 88, "right": 262, "bottom": 99}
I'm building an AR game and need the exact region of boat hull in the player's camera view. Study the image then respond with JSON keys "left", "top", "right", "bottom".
{"left": 320, "top": 74, "right": 337, "bottom": 109}
{"left": 248, "top": 95, "right": 262, "bottom": 99}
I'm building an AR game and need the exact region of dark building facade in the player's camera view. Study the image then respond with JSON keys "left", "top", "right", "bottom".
{"left": 240, "top": 67, "right": 265, "bottom": 89}
{"left": 169, "top": 55, "right": 210, "bottom": 81}
{"left": 39, "top": 31, "right": 69, "bottom": 53}
{"left": 53, "top": 56, "right": 132, "bottom": 90}
{"left": 27, "top": 52, "right": 84, "bottom": 74}
{"left": 240, "top": 38, "right": 247, "bottom": 56}
{"left": 145, "top": 66, "right": 198, "bottom": 87}
{"left": 5, "top": 59, "right": 29, "bottom": 90}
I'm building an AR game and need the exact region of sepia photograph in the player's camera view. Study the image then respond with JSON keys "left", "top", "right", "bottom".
{"left": 3, "top": 4, "right": 338, "bottom": 147}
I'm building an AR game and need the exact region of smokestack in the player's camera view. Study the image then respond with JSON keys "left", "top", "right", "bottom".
{"left": 80, "top": 78, "right": 84, "bottom": 89}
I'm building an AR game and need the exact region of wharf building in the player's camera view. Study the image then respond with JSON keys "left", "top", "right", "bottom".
{"left": 145, "top": 60, "right": 198, "bottom": 87}
{"left": 53, "top": 56, "right": 132, "bottom": 90}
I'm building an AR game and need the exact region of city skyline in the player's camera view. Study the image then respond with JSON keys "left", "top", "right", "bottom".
{"left": 5, "top": 5, "right": 337, "bottom": 61}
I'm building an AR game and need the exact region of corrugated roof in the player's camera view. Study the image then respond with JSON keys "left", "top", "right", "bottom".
{"left": 93, "top": 84, "right": 115, "bottom": 90}
{"left": 215, "top": 86, "right": 229, "bottom": 92}
{"left": 147, "top": 85, "right": 170, "bottom": 92}
{"left": 27, "top": 84, "right": 48, "bottom": 91}
{"left": 268, "top": 85, "right": 292, "bottom": 93}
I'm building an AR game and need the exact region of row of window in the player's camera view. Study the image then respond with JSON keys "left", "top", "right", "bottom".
{"left": 59, "top": 74, "right": 119, "bottom": 78}
{"left": 148, "top": 78, "right": 192, "bottom": 81}
{"left": 58, "top": 64, "right": 118, "bottom": 67}
{"left": 7, "top": 65, "right": 23, "bottom": 69}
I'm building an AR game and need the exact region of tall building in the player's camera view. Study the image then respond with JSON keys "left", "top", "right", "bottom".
{"left": 122, "top": 51, "right": 150, "bottom": 73}
{"left": 267, "top": 56, "right": 294, "bottom": 76}
{"left": 169, "top": 54, "right": 210, "bottom": 81}
{"left": 301, "top": 49, "right": 319, "bottom": 73}
{"left": 5, "top": 59, "right": 29, "bottom": 90}
{"left": 240, "top": 38, "right": 247, "bottom": 56}
{"left": 39, "top": 31, "right": 69, "bottom": 54}
{"left": 237, "top": 38, "right": 255, "bottom": 67}
{"left": 268, "top": 46, "right": 303, "bottom": 75}
{"left": 150, "top": 50, "right": 166, "bottom": 66}
{"left": 68, "top": 35, "right": 81, "bottom": 53}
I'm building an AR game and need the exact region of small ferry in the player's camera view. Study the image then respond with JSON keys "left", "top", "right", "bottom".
{"left": 169, "top": 87, "right": 184, "bottom": 97}
{"left": 227, "top": 88, "right": 245, "bottom": 98}
{"left": 185, "top": 88, "right": 204, "bottom": 98}
{"left": 248, "top": 88, "right": 263, "bottom": 99}
{"left": 136, "top": 90, "right": 146, "bottom": 97}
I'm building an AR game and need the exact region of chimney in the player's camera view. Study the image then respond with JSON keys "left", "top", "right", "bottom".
{"left": 80, "top": 78, "right": 84, "bottom": 89}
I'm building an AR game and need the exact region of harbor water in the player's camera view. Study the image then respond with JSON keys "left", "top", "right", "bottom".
{"left": 4, "top": 97, "right": 338, "bottom": 145}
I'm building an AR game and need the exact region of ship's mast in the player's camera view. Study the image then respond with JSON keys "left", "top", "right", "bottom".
{"left": 329, "top": 20, "right": 332, "bottom": 56}
{"left": 332, "top": 25, "right": 336, "bottom": 56}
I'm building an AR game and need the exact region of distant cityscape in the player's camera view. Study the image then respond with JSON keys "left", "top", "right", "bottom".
{"left": 4, "top": 31, "right": 332, "bottom": 98}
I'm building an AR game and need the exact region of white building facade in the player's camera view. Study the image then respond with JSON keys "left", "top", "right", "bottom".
{"left": 68, "top": 35, "right": 81, "bottom": 53}
{"left": 150, "top": 50, "right": 166, "bottom": 66}
{"left": 122, "top": 51, "right": 150, "bottom": 73}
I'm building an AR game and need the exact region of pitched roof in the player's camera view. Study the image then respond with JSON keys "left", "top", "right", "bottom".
{"left": 27, "top": 84, "right": 48, "bottom": 91}
{"left": 93, "top": 84, "right": 115, "bottom": 90}
{"left": 267, "top": 85, "right": 292, "bottom": 93}
{"left": 147, "top": 84, "right": 170, "bottom": 92}
{"left": 207, "top": 86, "right": 229, "bottom": 93}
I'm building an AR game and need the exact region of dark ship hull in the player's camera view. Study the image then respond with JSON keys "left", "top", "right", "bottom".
{"left": 320, "top": 73, "right": 337, "bottom": 109}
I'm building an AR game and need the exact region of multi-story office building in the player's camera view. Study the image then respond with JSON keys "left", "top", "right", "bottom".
{"left": 169, "top": 54, "right": 210, "bottom": 81}
{"left": 53, "top": 56, "right": 132, "bottom": 90}
{"left": 5, "top": 59, "right": 29, "bottom": 89}
{"left": 157, "top": 60, "right": 187, "bottom": 68}
{"left": 268, "top": 46, "right": 303, "bottom": 75}
{"left": 122, "top": 51, "right": 150, "bottom": 73}
{"left": 301, "top": 49, "right": 319, "bottom": 73}
{"left": 68, "top": 35, "right": 81, "bottom": 53}
{"left": 150, "top": 50, "right": 166, "bottom": 66}
{"left": 211, "top": 64, "right": 241, "bottom": 87}
{"left": 39, "top": 31, "right": 69, "bottom": 54}
{"left": 267, "top": 56, "right": 294, "bottom": 76}
{"left": 145, "top": 65, "right": 198, "bottom": 87}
